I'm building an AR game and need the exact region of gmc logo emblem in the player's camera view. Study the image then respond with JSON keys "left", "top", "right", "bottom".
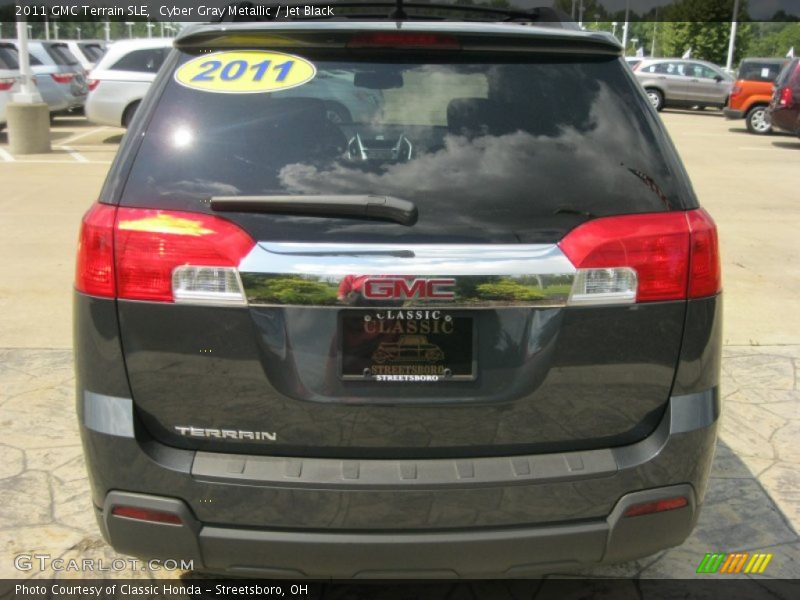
{"left": 362, "top": 278, "right": 456, "bottom": 300}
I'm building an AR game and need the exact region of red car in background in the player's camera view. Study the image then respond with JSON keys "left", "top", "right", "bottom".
{"left": 725, "top": 57, "right": 789, "bottom": 134}
{"left": 768, "top": 58, "right": 800, "bottom": 137}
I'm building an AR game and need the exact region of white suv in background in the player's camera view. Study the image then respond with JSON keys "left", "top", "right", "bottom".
{"left": 86, "top": 38, "right": 171, "bottom": 127}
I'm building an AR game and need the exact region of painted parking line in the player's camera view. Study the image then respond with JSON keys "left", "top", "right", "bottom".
{"left": 59, "top": 145, "right": 90, "bottom": 163}
{"left": 0, "top": 147, "right": 15, "bottom": 162}
{"left": 0, "top": 159, "right": 112, "bottom": 165}
{"left": 57, "top": 126, "right": 109, "bottom": 145}
{"left": 739, "top": 146, "right": 800, "bottom": 152}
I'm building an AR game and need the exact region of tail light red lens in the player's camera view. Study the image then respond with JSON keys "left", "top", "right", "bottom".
{"left": 76, "top": 204, "right": 117, "bottom": 297}
{"left": 778, "top": 86, "right": 794, "bottom": 108}
{"left": 0, "top": 78, "right": 15, "bottom": 91}
{"left": 623, "top": 496, "right": 689, "bottom": 518}
{"left": 558, "top": 209, "right": 720, "bottom": 303}
{"left": 687, "top": 209, "right": 721, "bottom": 298}
{"left": 87, "top": 78, "right": 100, "bottom": 92}
{"left": 730, "top": 85, "right": 742, "bottom": 97}
{"left": 111, "top": 506, "right": 182, "bottom": 525}
{"left": 75, "top": 205, "right": 256, "bottom": 302}
{"left": 348, "top": 32, "right": 460, "bottom": 49}
{"left": 50, "top": 73, "right": 75, "bottom": 84}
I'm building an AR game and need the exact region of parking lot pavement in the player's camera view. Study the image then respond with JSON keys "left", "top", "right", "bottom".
{"left": 0, "top": 111, "right": 799, "bottom": 585}
{"left": 0, "top": 117, "right": 123, "bottom": 350}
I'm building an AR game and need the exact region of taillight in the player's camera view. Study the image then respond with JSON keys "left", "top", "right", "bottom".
{"left": 730, "top": 85, "right": 742, "bottom": 97}
{"left": 686, "top": 209, "right": 721, "bottom": 298}
{"left": 348, "top": 32, "right": 460, "bottom": 49}
{"left": 50, "top": 72, "right": 75, "bottom": 84}
{"left": 559, "top": 209, "right": 720, "bottom": 305}
{"left": 778, "top": 86, "right": 794, "bottom": 108}
{"left": 111, "top": 506, "right": 182, "bottom": 525}
{"left": 75, "top": 205, "right": 256, "bottom": 304}
{"left": 87, "top": 78, "right": 100, "bottom": 91}
{"left": 76, "top": 204, "right": 116, "bottom": 298}
{"left": 0, "top": 78, "right": 15, "bottom": 91}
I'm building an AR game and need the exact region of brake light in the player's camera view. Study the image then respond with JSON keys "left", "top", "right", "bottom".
{"left": 623, "top": 496, "right": 689, "bottom": 518}
{"left": 50, "top": 73, "right": 75, "bottom": 84}
{"left": 348, "top": 32, "right": 460, "bottom": 49}
{"left": 778, "top": 86, "right": 794, "bottom": 108}
{"left": 76, "top": 204, "right": 116, "bottom": 297}
{"left": 75, "top": 205, "right": 256, "bottom": 304}
{"left": 559, "top": 209, "right": 720, "bottom": 305}
{"left": 687, "top": 209, "right": 721, "bottom": 298}
{"left": 87, "top": 78, "right": 100, "bottom": 91}
{"left": 0, "top": 78, "right": 15, "bottom": 91}
{"left": 111, "top": 506, "right": 182, "bottom": 525}
{"left": 730, "top": 85, "right": 742, "bottom": 97}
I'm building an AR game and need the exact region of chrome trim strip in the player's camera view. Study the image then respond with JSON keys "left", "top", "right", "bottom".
{"left": 238, "top": 243, "right": 576, "bottom": 308}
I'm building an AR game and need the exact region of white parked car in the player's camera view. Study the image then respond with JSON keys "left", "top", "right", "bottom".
{"left": 64, "top": 40, "right": 106, "bottom": 71}
{"left": 0, "top": 43, "right": 21, "bottom": 128}
{"left": 86, "top": 39, "right": 171, "bottom": 127}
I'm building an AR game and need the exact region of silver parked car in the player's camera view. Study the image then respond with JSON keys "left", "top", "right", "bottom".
{"left": 0, "top": 40, "right": 87, "bottom": 114}
{"left": 633, "top": 58, "right": 734, "bottom": 111}
{"left": 85, "top": 38, "right": 172, "bottom": 127}
{"left": 0, "top": 43, "right": 21, "bottom": 129}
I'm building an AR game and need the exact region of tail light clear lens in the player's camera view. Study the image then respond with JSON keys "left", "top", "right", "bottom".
{"left": 87, "top": 78, "right": 100, "bottom": 91}
{"left": 559, "top": 209, "right": 720, "bottom": 305}
{"left": 50, "top": 73, "right": 75, "bottom": 84}
{"left": 75, "top": 205, "right": 255, "bottom": 304}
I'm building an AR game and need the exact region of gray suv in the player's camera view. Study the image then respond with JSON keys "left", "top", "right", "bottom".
{"left": 74, "top": 8, "right": 722, "bottom": 578}
{"left": 634, "top": 58, "right": 734, "bottom": 111}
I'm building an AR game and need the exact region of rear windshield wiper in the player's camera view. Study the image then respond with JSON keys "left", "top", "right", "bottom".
{"left": 210, "top": 194, "right": 418, "bottom": 227}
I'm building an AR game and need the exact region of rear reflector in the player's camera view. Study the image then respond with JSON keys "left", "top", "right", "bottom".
{"left": 348, "top": 32, "right": 460, "bottom": 49}
{"left": 75, "top": 205, "right": 255, "bottom": 304}
{"left": 623, "top": 496, "right": 689, "bottom": 518}
{"left": 111, "top": 506, "right": 182, "bottom": 525}
{"left": 50, "top": 73, "right": 75, "bottom": 84}
{"left": 559, "top": 209, "right": 720, "bottom": 304}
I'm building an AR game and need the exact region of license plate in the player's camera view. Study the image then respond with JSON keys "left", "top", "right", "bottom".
{"left": 340, "top": 310, "right": 475, "bottom": 382}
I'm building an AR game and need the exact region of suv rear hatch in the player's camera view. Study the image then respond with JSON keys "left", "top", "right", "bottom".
{"left": 99, "top": 25, "right": 706, "bottom": 458}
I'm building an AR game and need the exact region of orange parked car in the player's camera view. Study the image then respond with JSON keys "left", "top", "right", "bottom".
{"left": 725, "top": 57, "right": 790, "bottom": 134}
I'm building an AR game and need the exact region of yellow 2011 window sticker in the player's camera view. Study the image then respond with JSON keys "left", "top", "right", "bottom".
{"left": 174, "top": 51, "right": 316, "bottom": 93}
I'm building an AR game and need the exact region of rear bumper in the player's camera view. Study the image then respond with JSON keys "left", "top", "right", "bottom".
{"left": 80, "top": 388, "right": 719, "bottom": 577}
{"left": 98, "top": 483, "right": 697, "bottom": 578}
{"left": 723, "top": 107, "right": 744, "bottom": 119}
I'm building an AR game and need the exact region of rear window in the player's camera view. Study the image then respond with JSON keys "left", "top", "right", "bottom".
{"left": 120, "top": 51, "right": 694, "bottom": 244}
{"left": 738, "top": 60, "right": 785, "bottom": 82}
{"left": 45, "top": 43, "right": 79, "bottom": 66}
{"left": 111, "top": 48, "right": 167, "bottom": 73}
{"left": 775, "top": 59, "right": 800, "bottom": 87}
{"left": 0, "top": 45, "right": 18, "bottom": 69}
{"left": 79, "top": 43, "right": 105, "bottom": 63}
